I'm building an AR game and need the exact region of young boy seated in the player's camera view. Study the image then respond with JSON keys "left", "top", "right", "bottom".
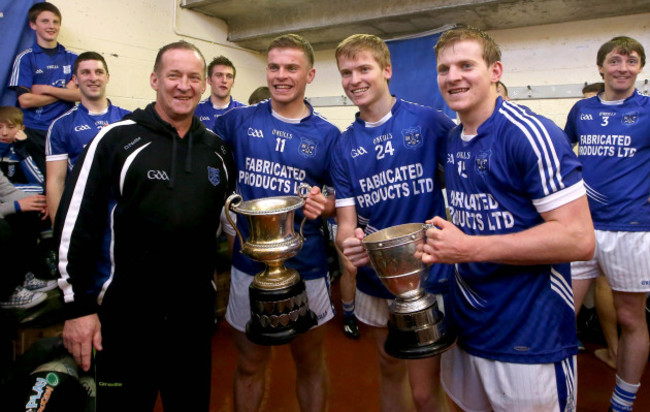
{"left": 0, "top": 107, "right": 57, "bottom": 310}
{"left": 0, "top": 106, "right": 45, "bottom": 193}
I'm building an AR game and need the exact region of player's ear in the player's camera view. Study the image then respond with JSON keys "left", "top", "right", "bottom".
{"left": 489, "top": 61, "right": 503, "bottom": 84}
{"left": 306, "top": 67, "right": 316, "bottom": 85}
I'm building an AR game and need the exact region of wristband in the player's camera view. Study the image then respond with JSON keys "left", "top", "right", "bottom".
{"left": 14, "top": 200, "right": 21, "bottom": 212}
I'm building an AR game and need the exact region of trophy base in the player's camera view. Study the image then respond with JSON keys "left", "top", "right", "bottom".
{"left": 246, "top": 280, "right": 317, "bottom": 346}
{"left": 384, "top": 302, "right": 456, "bottom": 359}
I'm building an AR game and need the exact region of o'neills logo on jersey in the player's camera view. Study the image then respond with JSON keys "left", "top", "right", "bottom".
{"left": 247, "top": 128, "right": 264, "bottom": 138}
{"left": 147, "top": 170, "right": 169, "bottom": 181}
{"left": 74, "top": 124, "right": 91, "bottom": 132}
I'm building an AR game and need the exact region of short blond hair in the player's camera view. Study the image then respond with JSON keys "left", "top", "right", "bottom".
{"left": 0, "top": 106, "right": 24, "bottom": 126}
{"left": 435, "top": 26, "right": 501, "bottom": 67}
{"left": 268, "top": 34, "right": 314, "bottom": 68}
{"left": 335, "top": 34, "right": 391, "bottom": 70}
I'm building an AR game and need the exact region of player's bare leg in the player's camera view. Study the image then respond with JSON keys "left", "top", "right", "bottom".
{"left": 290, "top": 326, "right": 329, "bottom": 412}
{"left": 232, "top": 329, "right": 272, "bottom": 412}
{"left": 613, "top": 291, "right": 648, "bottom": 383}
{"left": 408, "top": 356, "right": 449, "bottom": 412}
{"left": 594, "top": 275, "right": 618, "bottom": 369}
{"left": 371, "top": 326, "right": 414, "bottom": 412}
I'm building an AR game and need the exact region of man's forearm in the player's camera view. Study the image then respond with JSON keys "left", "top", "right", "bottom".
{"left": 18, "top": 92, "right": 58, "bottom": 109}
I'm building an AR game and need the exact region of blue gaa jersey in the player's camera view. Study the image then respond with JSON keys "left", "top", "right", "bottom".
{"left": 0, "top": 142, "right": 44, "bottom": 193}
{"left": 9, "top": 43, "right": 78, "bottom": 130}
{"left": 214, "top": 99, "right": 340, "bottom": 280}
{"left": 195, "top": 96, "right": 246, "bottom": 130}
{"left": 330, "top": 98, "right": 455, "bottom": 298}
{"left": 565, "top": 90, "right": 650, "bottom": 231}
{"left": 46, "top": 102, "right": 131, "bottom": 170}
{"left": 445, "top": 98, "right": 585, "bottom": 364}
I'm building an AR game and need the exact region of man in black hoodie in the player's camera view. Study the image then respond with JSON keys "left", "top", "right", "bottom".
{"left": 55, "top": 41, "right": 236, "bottom": 411}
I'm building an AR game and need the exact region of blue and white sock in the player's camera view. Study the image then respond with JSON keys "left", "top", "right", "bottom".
{"left": 610, "top": 375, "right": 640, "bottom": 412}
{"left": 342, "top": 300, "right": 355, "bottom": 318}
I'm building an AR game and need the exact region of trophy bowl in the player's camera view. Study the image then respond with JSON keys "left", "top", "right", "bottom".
{"left": 225, "top": 186, "right": 317, "bottom": 346}
{"left": 363, "top": 223, "right": 455, "bottom": 359}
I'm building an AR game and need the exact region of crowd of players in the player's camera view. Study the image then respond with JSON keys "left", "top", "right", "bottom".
{"left": 1, "top": 2, "right": 648, "bottom": 412}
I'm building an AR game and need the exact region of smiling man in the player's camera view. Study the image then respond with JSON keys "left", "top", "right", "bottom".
{"left": 213, "top": 33, "right": 340, "bottom": 412}
{"left": 195, "top": 56, "right": 246, "bottom": 130}
{"left": 333, "top": 33, "right": 455, "bottom": 412}
{"left": 56, "top": 41, "right": 236, "bottom": 411}
{"left": 45, "top": 52, "right": 130, "bottom": 222}
{"left": 565, "top": 36, "right": 650, "bottom": 412}
{"left": 418, "top": 26, "right": 595, "bottom": 411}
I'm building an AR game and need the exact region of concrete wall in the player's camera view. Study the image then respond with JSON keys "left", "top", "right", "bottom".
{"left": 52, "top": 0, "right": 650, "bottom": 130}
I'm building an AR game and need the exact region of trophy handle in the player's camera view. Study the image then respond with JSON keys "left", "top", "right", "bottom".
{"left": 296, "top": 183, "right": 312, "bottom": 239}
{"left": 225, "top": 193, "right": 244, "bottom": 248}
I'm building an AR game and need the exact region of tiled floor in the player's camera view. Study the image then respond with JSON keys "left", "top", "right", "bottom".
{"left": 154, "top": 276, "right": 650, "bottom": 411}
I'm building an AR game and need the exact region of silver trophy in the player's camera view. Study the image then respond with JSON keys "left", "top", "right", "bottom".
{"left": 225, "top": 184, "right": 317, "bottom": 345}
{"left": 362, "top": 223, "right": 455, "bottom": 359}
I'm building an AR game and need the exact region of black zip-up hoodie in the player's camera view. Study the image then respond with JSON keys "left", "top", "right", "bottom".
{"left": 56, "top": 103, "right": 236, "bottom": 322}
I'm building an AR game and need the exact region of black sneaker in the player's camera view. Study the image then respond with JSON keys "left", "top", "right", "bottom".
{"left": 343, "top": 316, "right": 360, "bottom": 340}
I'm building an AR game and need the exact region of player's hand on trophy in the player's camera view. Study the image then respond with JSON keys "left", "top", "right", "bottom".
{"left": 302, "top": 185, "right": 327, "bottom": 219}
{"left": 420, "top": 216, "right": 472, "bottom": 264}
{"left": 342, "top": 228, "right": 370, "bottom": 267}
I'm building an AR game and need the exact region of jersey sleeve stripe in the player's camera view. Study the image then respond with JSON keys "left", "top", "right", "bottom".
{"left": 335, "top": 197, "right": 355, "bottom": 208}
{"left": 584, "top": 182, "right": 608, "bottom": 204}
{"left": 46, "top": 106, "right": 78, "bottom": 156}
{"left": 24, "top": 157, "right": 44, "bottom": 184}
{"left": 46, "top": 154, "right": 69, "bottom": 162}
{"left": 58, "top": 119, "right": 134, "bottom": 304}
{"left": 532, "top": 181, "right": 586, "bottom": 213}
{"left": 9, "top": 49, "right": 32, "bottom": 86}
{"left": 15, "top": 184, "right": 43, "bottom": 193}
{"left": 550, "top": 268, "right": 575, "bottom": 312}
{"left": 500, "top": 103, "right": 565, "bottom": 196}
{"left": 455, "top": 269, "right": 487, "bottom": 309}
